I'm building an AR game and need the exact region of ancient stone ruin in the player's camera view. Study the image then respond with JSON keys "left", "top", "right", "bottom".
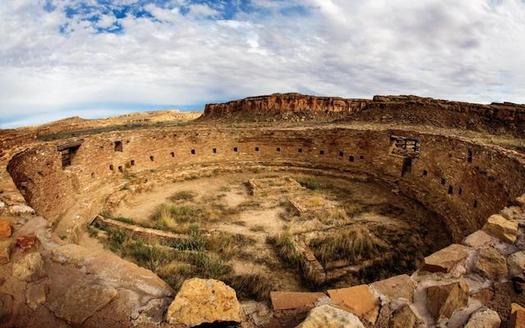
{"left": 1, "top": 93, "right": 525, "bottom": 327}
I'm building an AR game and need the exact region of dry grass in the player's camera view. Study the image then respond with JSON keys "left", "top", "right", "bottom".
{"left": 267, "top": 233, "right": 303, "bottom": 268}
{"left": 309, "top": 226, "right": 388, "bottom": 265}
{"left": 225, "top": 274, "right": 272, "bottom": 301}
{"left": 169, "top": 190, "right": 197, "bottom": 201}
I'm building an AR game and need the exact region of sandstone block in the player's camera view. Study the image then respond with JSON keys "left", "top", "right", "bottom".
{"left": 12, "top": 252, "right": 45, "bottom": 282}
{"left": 371, "top": 274, "right": 415, "bottom": 302}
{"left": 473, "top": 247, "right": 508, "bottom": 280}
{"left": 327, "top": 284, "right": 379, "bottom": 324}
{"left": 425, "top": 281, "right": 469, "bottom": 320}
{"left": 511, "top": 303, "right": 525, "bottom": 328}
{"left": 0, "top": 219, "right": 12, "bottom": 238}
{"left": 389, "top": 304, "right": 421, "bottom": 328}
{"left": 422, "top": 243, "right": 470, "bottom": 273}
{"left": 464, "top": 307, "right": 501, "bottom": 328}
{"left": 166, "top": 278, "right": 241, "bottom": 327}
{"left": 25, "top": 282, "right": 47, "bottom": 310}
{"left": 501, "top": 206, "right": 524, "bottom": 221}
{"left": 48, "top": 281, "right": 118, "bottom": 325}
{"left": 464, "top": 230, "right": 499, "bottom": 249}
{"left": 508, "top": 251, "right": 525, "bottom": 280}
{"left": 515, "top": 195, "right": 525, "bottom": 209}
{"left": 297, "top": 304, "right": 364, "bottom": 328}
{"left": 270, "top": 291, "right": 326, "bottom": 311}
{"left": 483, "top": 214, "right": 518, "bottom": 243}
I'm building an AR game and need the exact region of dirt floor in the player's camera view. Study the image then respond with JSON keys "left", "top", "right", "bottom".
{"left": 101, "top": 172, "right": 451, "bottom": 299}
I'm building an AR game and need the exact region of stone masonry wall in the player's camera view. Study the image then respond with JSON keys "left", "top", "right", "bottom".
{"left": 7, "top": 125, "right": 525, "bottom": 241}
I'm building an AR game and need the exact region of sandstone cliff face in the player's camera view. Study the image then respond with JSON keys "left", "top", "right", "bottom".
{"left": 202, "top": 93, "right": 369, "bottom": 121}
{"left": 202, "top": 93, "right": 525, "bottom": 136}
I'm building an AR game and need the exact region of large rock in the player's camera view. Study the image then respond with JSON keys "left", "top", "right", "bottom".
{"left": 166, "top": 278, "right": 241, "bottom": 327}
{"left": 297, "top": 304, "right": 364, "bottom": 328}
{"left": 464, "top": 307, "right": 501, "bottom": 328}
{"left": 48, "top": 281, "right": 118, "bottom": 325}
{"left": 426, "top": 281, "right": 469, "bottom": 320}
{"left": 371, "top": 274, "right": 415, "bottom": 302}
{"left": 508, "top": 251, "right": 525, "bottom": 280}
{"left": 327, "top": 285, "right": 379, "bottom": 324}
{"left": 422, "top": 244, "right": 470, "bottom": 273}
{"left": 473, "top": 247, "right": 508, "bottom": 280}
{"left": 271, "top": 291, "right": 326, "bottom": 311}
{"left": 0, "top": 219, "right": 12, "bottom": 238}
{"left": 12, "top": 252, "right": 45, "bottom": 282}
{"left": 511, "top": 303, "right": 525, "bottom": 328}
{"left": 464, "top": 230, "right": 499, "bottom": 249}
{"left": 483, "top": 214, "right": 518, "bottom": 244}
{"left": 25, "top": 282, "right": 47, "bottom": 310}
{"left": 389, "top": 304, "right": 421, "bottom": 328}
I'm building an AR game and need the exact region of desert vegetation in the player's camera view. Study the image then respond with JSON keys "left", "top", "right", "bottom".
{"left": 93, "top": 173, "right": 450, "bottom": 299}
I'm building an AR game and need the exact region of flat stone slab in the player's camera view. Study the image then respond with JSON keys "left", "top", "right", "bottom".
{"left": 48, "top": 281, "right": 118, "bottom": 325}
{"left": 422, "top": 243, "right": 470, "bottom": 273}
{"left": 270, "top": 291, "right": 327, "bottom": 311}
{"left": 297, "top": 304, "right": 364, "bottom": 328}
{"left": 327, "top": 285, "right": 379, "bottom": 323}
{"left": 371, "top": 274, "right": 415, "bottom": 302}
{"left": 464, "top": 230, "right": 499, "bottom": 249}
{"left": 483, "top": 214, "right": 518, "bottom": 244}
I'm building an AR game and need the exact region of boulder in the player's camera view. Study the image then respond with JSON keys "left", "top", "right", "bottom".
{"left": 508, "top": 251, "right": 525, "bottom": 280}
{"left": 473, "top": 247, "right": 508, "bottom": 280}
{"left": 511, "top": 303, "right": 525, "bottom": 328}
{"left": 0, "top": 219, "right": 12, "bottom": 238}
{"left": 371, "top": 274, "right": 415, "bottom": 302}
{"left": 464, "top": 230, "right": 499, "bottom": 249}
{"left": 426, "top": 281, "right": 469, "bottom": 320}
{"left": 271, "top": 291, "right": 326, "bottom": 311}
{"left": 48, "top": 281, "right": 118, "bottom": 325}
{"left": 25, "top": 282, "right": 47, "bottom": 310}
{"left": 483, "top": 214, "right": 518, "bottom": 244}
{"left": 464, "top": 307, "right": 501, "bottom": 328}
{"left": 389, "top": 304, "right": 421, "bottom": 328}
{"left": 516, "top": 195, "right": 525, "bottom": 209}
{"left": 166, "top": 278, "right": 241, "bottom": 327}
{"left": 297, "top": 304, "right": 364, "bottom": 328}
{"left": 12, "top": 252, "right": 45, "bottom": 282}
{"left": 327, "top": 285, "right": 379, "bottom": 324}
{"left": 501, "top": 206, "right": 524, "bottom": 221}
{"left": 422, "top": 244, "right": 470, "bottom": 273}
{"left": 0, "top": 239, "right": 12, "bottom": 264}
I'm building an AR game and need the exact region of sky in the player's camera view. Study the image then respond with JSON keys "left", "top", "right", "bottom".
{"left": 1, "top": 0, "right": 525, "bottom": 128}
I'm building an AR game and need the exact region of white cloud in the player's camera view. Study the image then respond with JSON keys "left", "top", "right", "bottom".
{"left": 0, "top": 0, "right": 525, "bottom": 128}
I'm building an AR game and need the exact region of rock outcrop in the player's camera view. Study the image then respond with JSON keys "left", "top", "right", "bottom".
{"left": 166, "top": 278, "right": 241, "bottom": 327}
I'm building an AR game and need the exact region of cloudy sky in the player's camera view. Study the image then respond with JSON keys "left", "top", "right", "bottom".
{"left": 1, "top": 0, "right": 525, "bottom": 128}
